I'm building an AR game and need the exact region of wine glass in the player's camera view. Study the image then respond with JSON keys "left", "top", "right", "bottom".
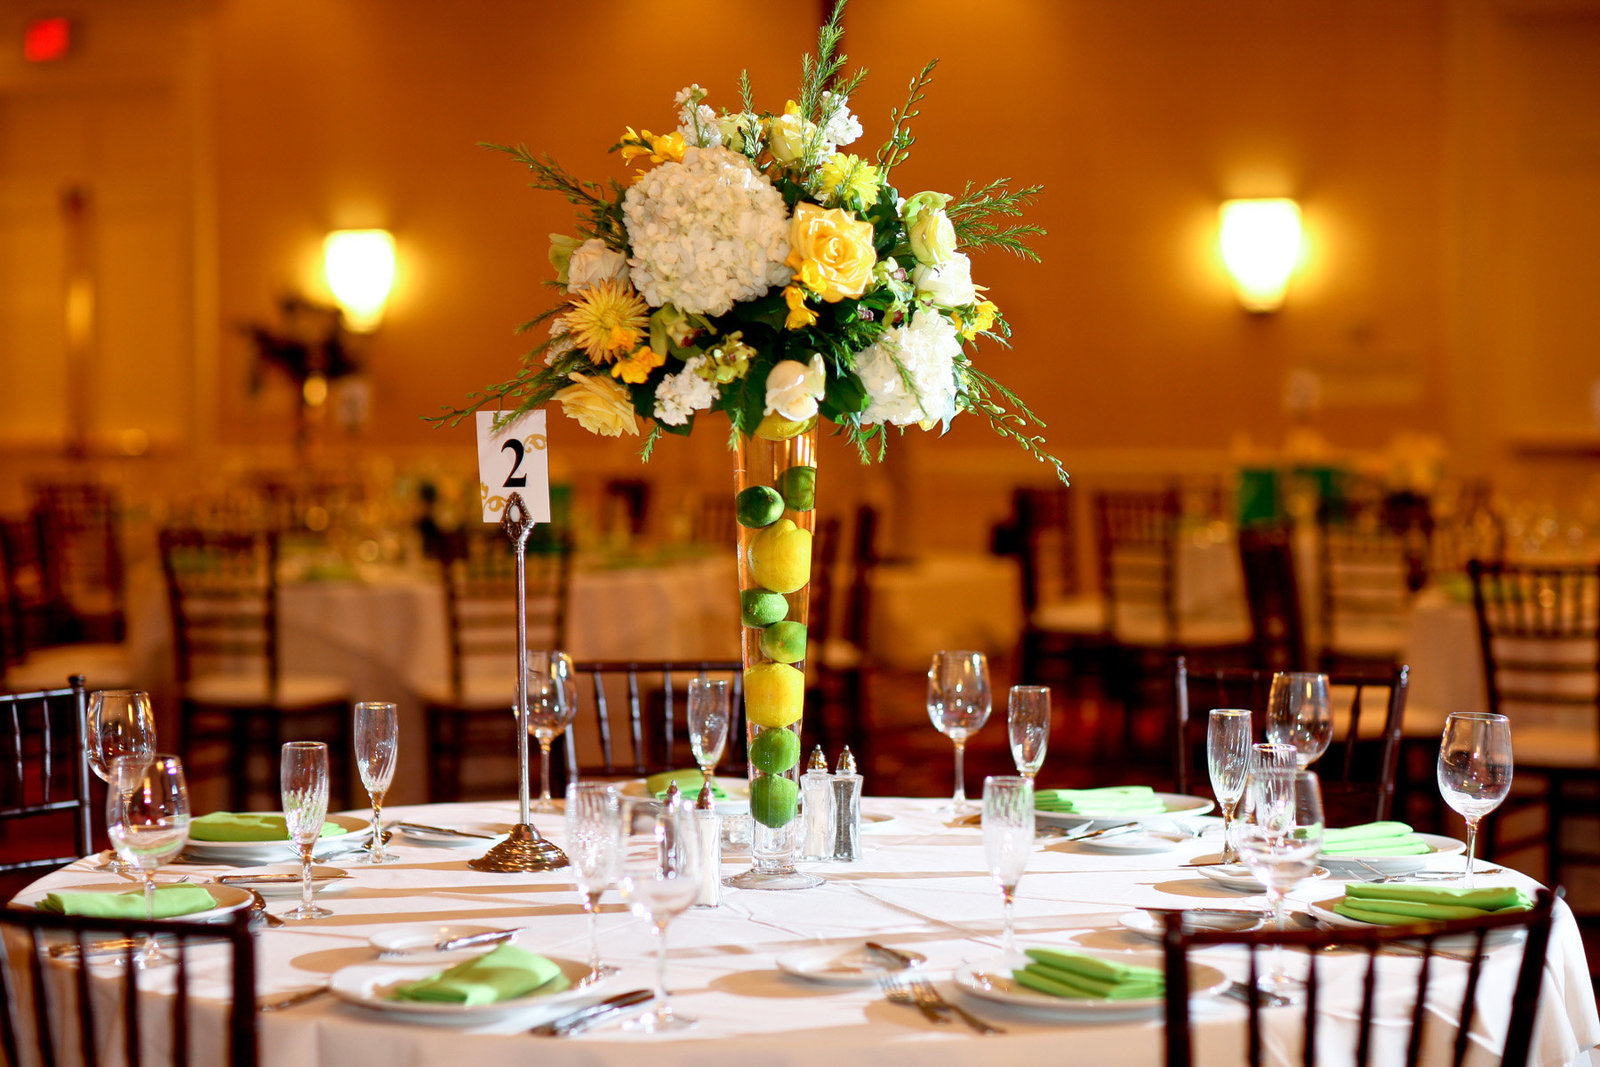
{"left": 1236, "top": 769, "right": 1324, "bottom": 998}
{"left": 1207, "top": 708, "right": 1252, "bottom": 864}
{"left": 616, "top": 797, "right": 701, "bottom": 1031}
{"left": 1007, "top": 686, "right": 1050, "bottom": 780}
{"left": 1265, "top": 672, "right": 1332, "bottom": 768}
{"left": 687, "top": 678, "right": 730, "bottom": 797}
{"left": 105, "top": 753, "right": 191, "bottom": 968}
{"left": 527, "top": 650, "right": 578, "bottom": 813}
{"left": 982, "top": 775, "right": 1034, "bottom": 957}
{"left": 927, "top": 651, "right": 992, "bottom": 812}
{"left": 565, "top": 781, "right": 622, "bottom": 986}
{"left": 88, "top": 690, "right": 157, "bottom": 873}
{"left": 280, "top": 741, "right": 332, "bottom": 920}
{"left": 1437, "top": 712, "right": 1513, "bottom": 886}
{"left": 353, "top": 702, "right": 399, "bottom": 864}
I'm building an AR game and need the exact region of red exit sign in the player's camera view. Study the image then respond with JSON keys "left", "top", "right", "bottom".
{"left": 23, "top": 16, "right": 72, "bottom": 63}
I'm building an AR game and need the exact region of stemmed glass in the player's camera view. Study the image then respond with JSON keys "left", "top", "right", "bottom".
{"left": 687, "top": 678, "right": 730, "bottom": 795}
{"left": 353, "top": 702, "right": 399, "bottom": 864}
{"left": 88, "top": 690, "right": 157, "bottom": 874}
{"left": 1007, "top": 686, "right": 1050, "bottom": 780}
{"left": 927, "top": 651, "right": 992, "bottom": 812}
{"left": 527, "top": 651, "right": 578, "bottom": 813}
{"left": 565, "top": 781, "right": 623, "bottom": 986}
{"left": 982, "top": 775, "right": 1034, "bottom": 957}
{"left": 616, "top": 797, "right": 701, "bottom": 1031}
{"left": 280, "top": 741, "right": 332, "bottom": 920}
{"left": 1207, "top": 708, "right": 1252, "bottom": 864}
{"left": 1236, "top": 768, "right": 1324, "bottom": 997}
{"left": 1265, "top": 672, "right": 1332, "bottom": 768}
{"left": 105, "top": 753, "right": 191, "bottom": 968}
{"left": 1437, "top": 712, "right": 1513, "bottom": 886}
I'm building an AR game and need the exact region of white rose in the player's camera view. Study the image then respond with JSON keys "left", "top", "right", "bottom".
{"left": 566, "top": 239, "right": 630, "bottom": 293}
{"left": 911, "top": 253, "right": 977, "bottom": 307}
{"left": 763, "top": 354, "right": 826, "bottom": 421}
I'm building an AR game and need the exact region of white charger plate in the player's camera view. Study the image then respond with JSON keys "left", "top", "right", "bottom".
{"left": 954, "top": 952, "right": 1228, "bottom": 1018}
{"left": 1118, "top": 909, "right": 1264, "bottom": 942}
{"left": 16, "top": 881, "right": 254, "bottom": 923}
{"left": 1035, "top": 793, "right": 1213, "bottom": 830}
{"left": 1318, "top": 834, "right": 1465, "bottom": 877}
{"left": 183, "top": 813, "right": 372, "bottom": 865}
{"left": 775, "top": 943, "right": 924, "bottom": 985}
{"left": 329, "top": 955, "right": 596, "bottom": 1023}
{"left": 368, "top": 924, "right": 521, "bottom": 964}
{"left": 1193, "top": 862, "right": 1331, "bottom": 893}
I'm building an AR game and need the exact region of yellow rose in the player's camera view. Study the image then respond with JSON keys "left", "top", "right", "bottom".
{"left": 786, "top": 202, "right": 876, "bottom": 303}
{"left": 767, "top": 101, "right": 816, "bottom": 166}
{"left": 782, "top": 285, "right": 818, "bottom": 330}
{"left": 553, "top": 373, "right": 639, "bottom": 437}
{"left": 903, "top": 191, "right": 957, "bottom": 266}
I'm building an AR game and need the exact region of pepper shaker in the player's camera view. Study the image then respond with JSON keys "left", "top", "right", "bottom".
{"left": 831, "top": 747, "right": 863, "bottom": 862}
{"left": 692, "top": 783, "right": 721, "bottom": 907}
{"left": 800, "top": 746, "right": 834, "bottom": 861}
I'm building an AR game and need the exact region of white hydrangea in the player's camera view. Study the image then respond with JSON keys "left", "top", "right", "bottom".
{"left": 855, "top": 311, "right": 962, "bottom": 427}
{"left": 675, "top": 85, "right": 722, "bottom": 148}
{"left": 623, "top": 146, "right": 794, "bottom": 316}
{"left": 653, "top": 355, "right": 720, "bottom": 425}
{"left": 820, "top": 91, "right": 862, "bottom": 147}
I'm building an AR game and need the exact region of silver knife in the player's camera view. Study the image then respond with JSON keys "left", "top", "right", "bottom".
{"left": 396, "top": 821, "right": 500, "bottom": 841}
{"left": 436, "top": 928, "right": 520, "bottom": 952}
{"left": 216, "top": 872, "right": 350, "bottom": 885}
{"left": 863, "top": 941, "right": 925, "bottom": 969}
{"left": 1068, "top": 822, "right": 1140, "bottom": 841}
{"left": 529, "top": 989, "right": 653, "bottom": 1036}
{"left": 257, "top": 986, "right": 330, "bottom": 1013}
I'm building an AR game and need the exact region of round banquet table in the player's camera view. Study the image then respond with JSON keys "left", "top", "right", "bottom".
{"left": 14, "top": 798, "right": 1600, "bottom": 1067}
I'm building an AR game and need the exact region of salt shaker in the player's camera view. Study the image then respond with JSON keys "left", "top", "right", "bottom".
{"left": 831, "top": 747, "right": 863, "bottom": 862}
{"left": 692, "top": 784, "right": 721, "bottom": 907}
{"left": 800, "top": 746, "right": 834, "bottom": 861}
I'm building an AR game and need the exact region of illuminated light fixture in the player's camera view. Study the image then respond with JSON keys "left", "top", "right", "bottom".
{"left": 23, "top": 17, "right": 72, "bottom": 63}
{"left": 323, "top": 229, "right": 395, "bottom": 332}
{"left": 1218, "top": 198, "right": 1302, "bottom": 313}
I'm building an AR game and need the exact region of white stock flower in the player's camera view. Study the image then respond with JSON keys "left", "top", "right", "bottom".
{"left": 654, "top": 355, "right": 720, "bottom": 426}
{"left": 623, "top": 146, "right": 794, "bottom": 316}
{"left": 675, "top": 85, "right": 721, "bottom": 148}
{"left": 763, "top": 354, "right": 826, "bottom": 421}
{"left": 856, "top": 311, "right": 961, "bottom": 428}
{"left": 565, "top": 239, "right": 630, "bottom": 293}
{"left": 819, "top": 91, "right": 862, "bottom": 147}
{"left": 911, "top": 252, "right": 977, "bottom": 307}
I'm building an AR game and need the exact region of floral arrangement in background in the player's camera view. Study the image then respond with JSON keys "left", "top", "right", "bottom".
{"left": 433, "top": 2, "right": 1066, "bottom": 482}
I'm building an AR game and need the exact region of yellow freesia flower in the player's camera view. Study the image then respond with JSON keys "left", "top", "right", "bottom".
{"left": 619, "top": 127, "right": 686, "bottom": 166}
{"left": 786, "top": 202, "right": 876, "bottom": 303}
{"left": 959, "top": 300, "right": 999, "bottom": 340}
{"left": 783, "top": 285, "right": 819, "bottom": 330}
{"left": 610, "top": 344, "right": 666, "bottom": 384}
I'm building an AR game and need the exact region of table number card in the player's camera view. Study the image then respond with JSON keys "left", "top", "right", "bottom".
{"left": 476, "top": 410, "right": 551, "bottom": 524}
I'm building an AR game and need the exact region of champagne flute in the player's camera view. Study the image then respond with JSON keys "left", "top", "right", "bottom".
{"left": 565, "top": 781, "right": 622, "bottom": 986}
{"left": 527, "top": 650, "right": 578, "bottom": 813}
{"left": 1237, "top": 769, "right": 1324, "bottom": 998}
{"left": 1265, "top": 672, "right": 1332, "bottom": 768}
{"left": 927, "top": 651, "right": 992, "bottom": 813}
{"left": 280, "top": 741, "right": 332, "bottom": 920}
{"left": 1207, "top": 708, "right": 1252, "bottom": 864}
{"left": 1437, "top": 712, "right": 1512, "bottom": 887}
{"left": 105, "top": 753, "right": 190, "bottom": 968}
{"left": 687, "top": 678, "right": 730, "bottom": 799}
{"left": 353, "top": 702, "right": 399, "bottom": 864}
{"left": 88, "top": 690, "right": 157, "bottom": 873}
{"left": 982, "top": 775, "right": 1034, "bottom": 957}
{"left": 1007, "top": 686, "right": 1050, "bottom": 780}
{"left": 616, "top": 797, "right": 701, "bottom": 1031}
{"left": 1249, "top": 742, "right": 1299, "bottom": 831}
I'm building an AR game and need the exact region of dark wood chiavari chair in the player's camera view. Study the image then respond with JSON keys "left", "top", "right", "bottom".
{"left": 0, "top": 676, "right": 92, "bottom": 879}
{"left": 562, "top": 660, "right": 745, "bottom": 782}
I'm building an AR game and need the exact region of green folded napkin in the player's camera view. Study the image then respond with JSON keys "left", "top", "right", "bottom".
{"left": 1014, "top": 948, "right": 1165, "bottom": 1000}
{"left": 645, "top": 770, "right": 726, "bottom": 801}
{"left": 389, "top": 943, "right": 570, "bottom": 1006}
{"left": 1320, "top": 821, "right": 1430, "bottom": 856}
{"left": 1034, "top": 786, "right": 1166, "bottom": 816}
{"left": 189, "top": 812, "right": 350, "bottom": 842}
{"left": 37, "top": 884, "right": 218, "bottom": 919}
{"left": 1332, "top": 883, "right": 1533, "bottom": 925}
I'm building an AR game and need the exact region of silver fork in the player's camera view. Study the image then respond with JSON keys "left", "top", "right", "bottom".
{"left": 880, "top": 975, "right": 945, "bottom": 1025}
{"left": 908, "top": 976, "right": 1005, "bottom": 1035}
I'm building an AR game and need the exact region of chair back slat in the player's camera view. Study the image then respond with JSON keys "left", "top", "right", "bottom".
{"left": 159, "top": 528, "right": 281, "bottom": 692}
{"left": 1095, "top": 488, "right": 1183, "bottom": 645}
{"left": 565, "top": 661, "right": 744, "bottom": 778}
{"left": 438, "top": 529, "right": 572, "bottom": 703}
{"left": 1238, "top": 523, "right": 1308, "bottom": 672}
{"left": 1470, "top": 560, "right": 1600, "bottom": 726}
{"left": 0, "top": 677, "right": 93, "bottom": 874}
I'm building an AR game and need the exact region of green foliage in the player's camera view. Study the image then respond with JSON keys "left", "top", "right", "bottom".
{"left": 947, "top": 179, "right": 1047, "bottom": 261}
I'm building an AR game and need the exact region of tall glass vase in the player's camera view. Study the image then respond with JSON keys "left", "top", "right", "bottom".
{"left": 724, "top": 422, "right": 824, "bottom": 891}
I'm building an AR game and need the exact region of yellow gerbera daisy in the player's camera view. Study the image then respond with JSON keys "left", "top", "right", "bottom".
{"left": 566, "top": 280, "right": 650, "bottom": 363}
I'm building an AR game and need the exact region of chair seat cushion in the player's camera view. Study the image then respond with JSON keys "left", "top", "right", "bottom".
{"left": 185, "top": 673, "right": 349, "bottom": 709}
{"left": 1032, "top": 595, "right": 1105, "bottom": 636}
{"left": 1326, "top": 621, "right": 1406, "bottom": 659}
{"left": 417, "top": 673, "right": 516, "bottom": 713}
{"left": 4, "top": 644, "right": 134, "bottom": 692}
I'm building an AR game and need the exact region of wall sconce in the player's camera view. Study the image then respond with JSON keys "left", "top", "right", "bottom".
{"left": 323, "top": 229, "right": 396, "bottom": 332}
{"left": 1218, "top": 199, "right": 1301, "bottom": 313}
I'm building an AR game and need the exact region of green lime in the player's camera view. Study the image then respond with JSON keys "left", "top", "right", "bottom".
{"left": 750, "top": 773, "right": 800, "bottom": 828}
{"left": 759, "top": 620, "right": 807, "bottom": 663}
{"left": 750, "top": 727, "right": 801, "bottom": 774}
{"left": 735, "top": 485, "right": 783, "bottom": 528}
{"left": 777, "top": 465, "right": 816, "bottom": 511}
{"left": 740, "top": 588, "right": 788, "bottom": 627}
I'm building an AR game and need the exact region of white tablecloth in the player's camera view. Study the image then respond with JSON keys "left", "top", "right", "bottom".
{"left": 17, "top": 799, "right": 1598, "bottom": 1067}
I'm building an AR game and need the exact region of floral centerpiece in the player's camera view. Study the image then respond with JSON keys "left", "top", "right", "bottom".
{"left": 436, "top": 3, "right": 1065, "bottom": 887}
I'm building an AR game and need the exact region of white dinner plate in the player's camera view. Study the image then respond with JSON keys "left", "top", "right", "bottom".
{"left": 1318, "top": 834, "right": 1465, "bottom": 877}
{"left": 329, "top": 955, "right": 596, "bottom": 1023}
{"left": 211, "top": 866, "right": 352, "bottom": 898}
{"left": 182, "top": 813, "right": 372, "bottom": 865}
{"left": 775, "top": 943, "right": 925, "bottom": 985}
{"left": 1192, "top": 863, "right": 1331, "bottom": 893}
{"left": 861, "top": 811, "right": 896, "bottom": 832}
{"left": 621, "top": 776, "right": 750, "bottom": 814}
{"left": 954, "top": 952, "right": 1229, "bottom": 1019}
{"left": 1034, "top": 793, "right": 1214, "bottom": 830}
{"left": 1074, "top": 831, "right": 1184, "bottom": 855}
{"left": 1118, "top": 909, "right": 1264, "bottom": 942}
{"left": 368, "top": 924, "right": 526, "bottom": 964}
{"left": 14, "top": 882, "right": 254, "bottom": 924}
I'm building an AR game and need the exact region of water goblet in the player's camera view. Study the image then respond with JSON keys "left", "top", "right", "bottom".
{"left": 1207, "top": 708, "right": 1252, "bottom": 863}
{"left": 687, "top": 677, "right": 730, "bottom": 797}
{"left": 88, "top": 690, "right": 157, "bottom": 873}
{"left": 565, "top": 781, "right": 623, "bottom": 986}
{"left": 105, "top": 753, "right": 191, "bottom": 968}
{"left": 1007, "top": 686, "right": 1050, "bottom": 780}
{"left": 1265, "top": 672, "right": 1332, "bottom": 768}
{"left": 982, "top": 775, "right": 1034, "bottom": 957}
{"left": 1249, "top": 742, "right": 1299, "bottom": 829}
{"left": 527, "top": 651, "right": 578, "bottom": 813}
{"left": 927, "top": 650, "right": 992, "bottom": 813}
{"left": 353, "top": 701, "right": 399, "bottom": 864}
{"left": 280, "top": 741, "right": 332, "bottom": 920}
{"left": 1438, "top": 712, "right": 1512, "bottom": 887}
{"left": 616, "top": 797, "right": 701, "bottom": 1031}
{"left": 1236, "top": 769, "right": 1324, "bottom": 998}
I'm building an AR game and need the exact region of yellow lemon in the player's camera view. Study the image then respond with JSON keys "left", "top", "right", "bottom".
{"left": 748, "top": 519, "right": 811, "bottom": 594}
{"left": 744, "top": 662, "right": 805, "bottom": 728}
{"left": 754, "top": 413, "right": 818, "bottom": 441}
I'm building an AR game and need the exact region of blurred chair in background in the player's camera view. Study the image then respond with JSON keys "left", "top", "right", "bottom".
{"left": 0, "top": 676, "right": 91, "bottom": 883}
{"left": 1236, "top": 522, "right": 1308, "bottom": 673}
{"left": 29, "top": 480, "right": 127, "bottom": 645}
{"left": 1011, "top": 486, "right": 1107, "bottom": 693}
{"left": 807, "top": 505, "right": 878, "bottom": 764}
{"left": 562, "top": 660, "right": 744, "bottom": 783}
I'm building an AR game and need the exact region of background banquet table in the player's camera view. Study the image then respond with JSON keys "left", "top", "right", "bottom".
{"left": 17, "top": 798, "right": 1599, "bottom": 1066}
